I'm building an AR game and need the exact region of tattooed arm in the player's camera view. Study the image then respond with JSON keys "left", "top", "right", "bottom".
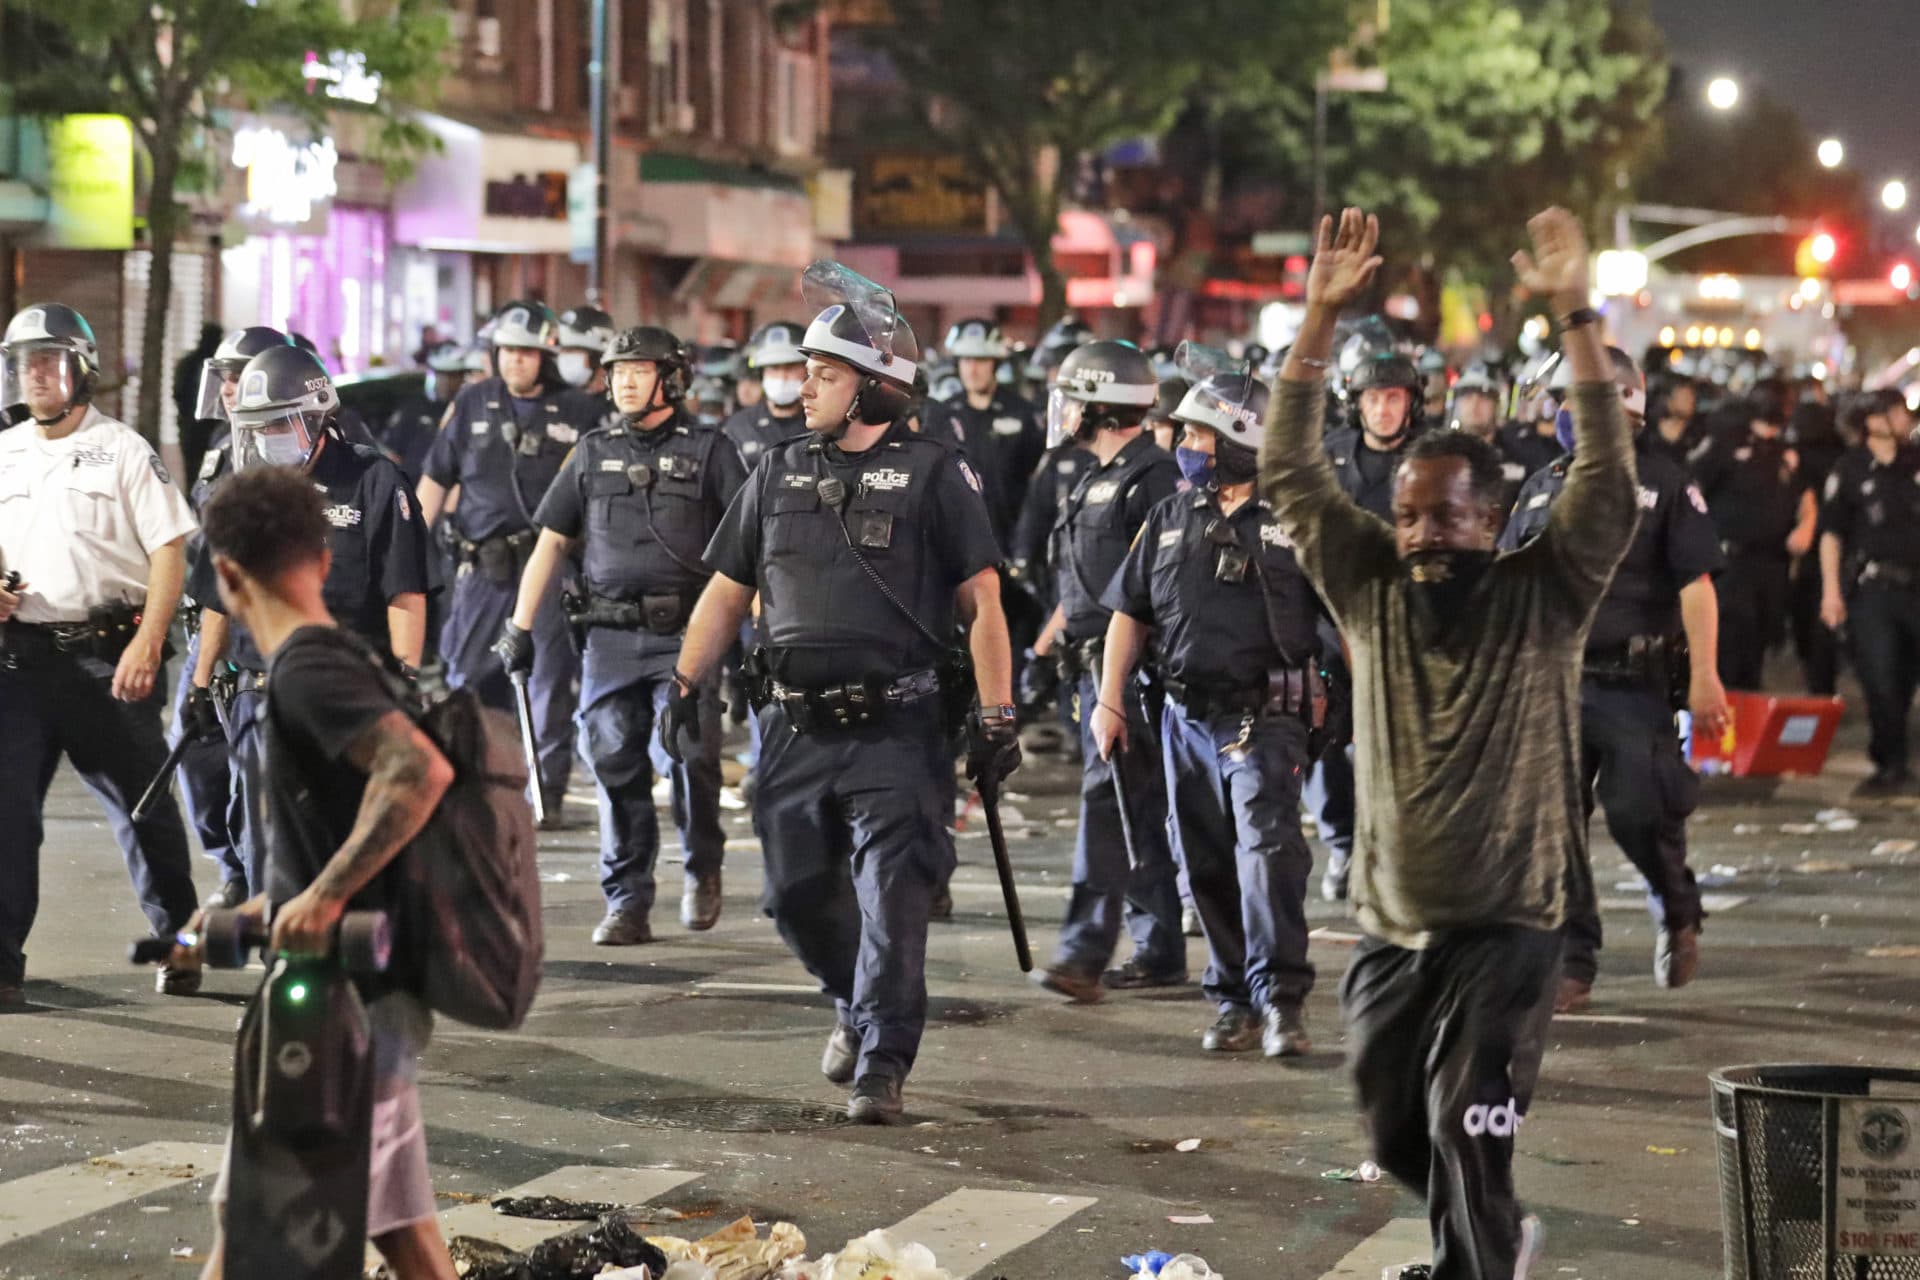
{"left": 269, "top": 710, "right": 454, "bottom": 956}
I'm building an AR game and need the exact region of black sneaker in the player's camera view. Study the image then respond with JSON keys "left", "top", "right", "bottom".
{"left": 821, "top": 1023, "right": 858, "bottom": 1085}
{"left": 1035, "top": 964, "right": 1105, "bottom": 1004}
{"left": 1102, "top": 958, "right": 1188, "bottom": 989}
{"left": 847, "top": 1074, "right": 903, "bottom": 1125}
{"left": 1854, "top": 769, "right": 1912, "bottom": 799}
{"left": 156, "top": 965, "right": 202, "bottom": 997}
{"left": 1382, "top": 1265, "right": 1432, "bottom": 1279}
{"left": 539, "top": 791, "right": 568, "bottom": 831}
{"left": 591, "top": 909, "right": 653, "bottom": 946}
{"left": 1201, "top": 1007, "right": 1261, "bottom": 1052}
{"left": 1321, "top": 865, "right": 1350, "bottom": 902}
{"left": 680, "top": 872, "right": 722, "bottom": 931}
{"left": 1262, "top": 1004, "right": 1312, "bottom": 1057}
{"left": 0, "top": 983, "right": 25, "bottom": 1010}
{"left": 206, "top": 878, "right": 249, "bottom": 910}
{"left": 929, "top": 885, "right": 954, "bottom": 921}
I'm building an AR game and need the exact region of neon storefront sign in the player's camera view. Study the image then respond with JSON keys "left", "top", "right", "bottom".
{"left": 232, "top": 126, "right": 339, "bottom": 225}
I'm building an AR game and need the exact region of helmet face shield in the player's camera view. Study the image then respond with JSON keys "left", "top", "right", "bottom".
{"left": 2, "top": 345, "right": 79, "bottom": 422}
{"left": 1045, "top": 387, "right": 1085, "bottom": 449}
{"left": 231, "top": 408, "right": 323, "bottom": 472}
{"left": 195, "top": 358, "right": 249, "bottom": 421}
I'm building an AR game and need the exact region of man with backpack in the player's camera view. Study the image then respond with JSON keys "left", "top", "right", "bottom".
{"left": 179, "top": 465, "right": 461, "bottom": 1279}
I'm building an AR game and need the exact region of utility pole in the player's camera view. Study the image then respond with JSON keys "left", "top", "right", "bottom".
{"left": 586, "top": 0, "right": 611, "bottom": 306}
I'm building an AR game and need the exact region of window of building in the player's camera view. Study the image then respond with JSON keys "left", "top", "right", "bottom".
{"left": 773, "top": 47, "right": 814, "bottom": 156}
{"left": 648, "top": 0, "right": 691, "bottom": 135}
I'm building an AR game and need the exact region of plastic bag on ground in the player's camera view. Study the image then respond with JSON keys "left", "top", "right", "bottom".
{"left": 1157, "top": 1255, "right": 1223, "bottom": 1280}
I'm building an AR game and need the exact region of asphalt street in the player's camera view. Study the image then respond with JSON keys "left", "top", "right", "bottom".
{"left": 2, "top": 703, "right": 1917, "bottom": 1279}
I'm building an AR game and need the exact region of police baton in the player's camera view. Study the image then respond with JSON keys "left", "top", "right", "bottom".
{"left": 1106, "top": 741, "right": 1144, "bottom": 874}
{"left": 973, "top": 773, "right": 1033, "bottom": 973}
{"left": 508, "top": 670, "right": 546, "bottom": 826}
{"left": 131, "top": 733, "right": 195, "bottom": 823}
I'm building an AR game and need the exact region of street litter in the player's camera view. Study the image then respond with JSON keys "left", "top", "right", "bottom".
{"left": 653, "top": 1216, "right": 806, "bottom": 1280}
{"left": 1780, "top": 823, "right": 1820, "bottom": 834}
{"left": 1123, "top": 1252, "right": 1223, "bottom": 1278}
{"left": 1646, "top": 1146, "right": 1682, "bottom": 1156}
{"left": 493, "top": 1194, "right": 617, "bottom": 1220}
{"left": 1814, "top": 808, "right": 1854, "bottom": 824}
{"left": 1793, "top": 859, "right": 1851, "bottom": 873}
{"left": 1872, "top": 839, "right": 1918, "bottom": 857}
{"left": 778, "top": 1229, "right": 950, "bottom": 1279}
{"left": 1866, "top": 945, "right": 1920, "bottom": 959}
{"left": 1321, "top": 1161, "right": 1383, "bottom": 1183}
{"left": 1175, "top": 1137, "right": 1203, "bottom": 1152}
{"left": 1823, "top": 817, "right": 1860, "bottom": 832}
{"left": 1166, "top": 1214, "right": 1214, "bottom": 1225}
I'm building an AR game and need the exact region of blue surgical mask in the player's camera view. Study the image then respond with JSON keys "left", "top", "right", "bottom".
{"left": 1175, "top": 446, "right": 1215, "bottom": 487}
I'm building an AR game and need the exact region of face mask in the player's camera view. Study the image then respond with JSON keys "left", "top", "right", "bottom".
{"left": 253, "top": 429, "right": 311, "bottom": 469}
{"left": 1175, "top": 446, "right": 1214, "bottom": 487}
{"left": 763, "top": 373, "right": 803, "bottom": 407}
{"left": 1402, "top": 549, "right": 1494, "bottom": 620}
{"left": 1214, "top": 442, "right": 1259, "bottom": 485}
{"left": 558, "top": 351, "right": 594, "bottom": 388}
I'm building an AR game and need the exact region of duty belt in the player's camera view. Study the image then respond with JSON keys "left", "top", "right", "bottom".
{"left": 565, "top": 590, "right": 697, "bottom": 636}
{"left": 1720, "top": 539, "right": 1790, "bottom": 561}
{"left": 1583, "top": 634, "right": 1686, "bottom": 701}
{"left": 762, "top": 667, "right": 942, "bottom": 734}
{"left": 1861, "top": 561, "right": 1920, "bottom": 590}
{"left": 454, "top": 529, "right": 535, "bottom": 584}
{"left": 1055, "top": 636, "right": 1105, "bottom": 683}
{"left": 1162, "top": 668, "right": 1317, "bottom": 720}
{"left": 1, "top": 604, "right": 147, "bottom": 670}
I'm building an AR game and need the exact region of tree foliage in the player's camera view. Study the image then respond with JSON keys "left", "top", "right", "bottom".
{"left": 5, "top": 0, "right": 446, "bottom": 443}
{"left": 833, "top": 0, "right": 1344, "bottom": 326}
{"left": 1313, "top": 0, "right": 1667, "bottom": 307}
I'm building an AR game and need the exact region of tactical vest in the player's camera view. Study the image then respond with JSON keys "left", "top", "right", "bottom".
{"left": 1053, "top": 438, "right": 1173, "bottom": 638}
{"left": 1158, "top": 492, "right": 1318, "bottom": 671}
{"left": 1325, "top": 425, "right": 1412, "bottom": 521}
{"left": 578, "top": 420, "right": 724, "bottom": 598}
{"left": 455, "top": 378, "right": 580, "bottom": 537}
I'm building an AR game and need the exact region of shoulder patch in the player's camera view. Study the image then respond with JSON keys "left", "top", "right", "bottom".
{"left": 396, "top": 487, "right": 412, "bottom": 522}
{"left": 198, "top": 450, "right": 221, "bottom": 481}
{"left": 1526, "top": 492, "right": 1551, "bottom": 510}
{"left": 1637, "top": 485, "right": 1659, "bottom": 510}
{"left": 1824, "top": 473, "right": 1841, "bottom": 501}
{"left": 1057, "top": 459, "right": 1078, "bottom": 476}
{"left": 957, "top": 458, "right": 983, "bottom": 493}
{"left": 1687, "top": 484, "right": 1708, "bottom": 513}
{"left": 149, "top": 452, "right": 172, "bottom": 485}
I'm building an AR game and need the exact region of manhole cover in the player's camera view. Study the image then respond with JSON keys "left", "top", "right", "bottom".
{"left": 598, "top": 1097, "right": 851, "bottom": 1132}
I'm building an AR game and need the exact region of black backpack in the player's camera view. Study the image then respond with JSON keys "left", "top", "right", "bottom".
{"left": 271, "top": 629, "right": 544, "bottom": 1029}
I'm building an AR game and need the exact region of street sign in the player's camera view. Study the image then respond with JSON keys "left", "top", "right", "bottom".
{"left": 1320, "top": 67, "right": 1389, "bottom": 93}
{"left": 1252, "top": 231, "right": 1314, "bottom": 257}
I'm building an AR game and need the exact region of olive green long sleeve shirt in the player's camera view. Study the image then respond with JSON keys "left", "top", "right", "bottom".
{"left": 1259, "top": 379, "right": 1637, "bottom": 948}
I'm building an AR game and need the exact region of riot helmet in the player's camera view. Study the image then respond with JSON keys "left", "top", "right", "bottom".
{"left": 748, "top": 320, "right": 808, "bottom": 409}
{"left": 1171, "top": 342, "right": 1268, "bottom": 484}
{"left": 1027, "top": 315, "right": 1095, "bottom": 384}
{"left": 423, "top": 340, "right": 467, "bottom": 403}
{"left": 490, "top": 301, "right": 560, "bottom": 351}
{"left": 1151, "top": 376, "right": 1193, "bottom": 424}
{"left": 229, "top": 346, "right": 339, "bottom": 472}
{"left": 944, "top": 317, "right": 1009, "bottom": 361}
{"left": 1045, "top": 340, "right": 1157, "bottom": 448}
{"left": 2, "top": 303, "right": 101, "bottom": 425}
{"left": 602, "top": 325, "right": 689, "bottom": 420}
{"left": 1545, "top": 345, "right": 1646, "bottom": 450}
{"left": 195, "top": 326, "right": 293, "bottom": 421}
{"left": 797, "top": 260, "right": 920, "bottom": 430}
{"left": 930, "top": 372, "right": 965, "bottom": 403}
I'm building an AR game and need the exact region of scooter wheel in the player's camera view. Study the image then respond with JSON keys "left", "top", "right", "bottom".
{"left": 201, "top": 908, "right": 254, "bottom": 969}
{"left": 336, "top": 912, "right": 393, "bottom": 975}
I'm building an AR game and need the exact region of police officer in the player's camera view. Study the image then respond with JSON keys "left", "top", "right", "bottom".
{"left": 1312, "top": 349, "right": 1425, "bottom": 901}
{"left": 189, "top": 345, "right": 431, "bottom": 895}
{"left": 1501, "top": 346, "right": 1729, "bottom": 1012}
{"left": 1024, "top": 315, "right": 1095, "bottom": 396}
{"left": 499, "top": 327, "right": 746, "bottom": 943}
{"left": 173, "top": 325, "right": 295, "bottom": 906}
{"left": 1788, "top": 391, "right": 1846, "bottom": 695}
{"left": 666, "top": 263, "right": 1016, "bottom": 1122}
{"left": 556, "top": 305, "right": 616, "bottom": 394}
{"left": 1693, "top": 388, "right": 1818, "bottom": 691}
{"left": 1094, "top": 357, "right": 1318, "bottom": 1056}
{"left": 723, "top": 321, "right": 810, "bottom": 469}
{"left": 1818, "top": 392, "right": 1920, "bottom": 797}
{"left": 1646, "top": 374, "right": 1705, "bottom": 469}
{"left": 1499, "top": 379, "right": 1567, "bottom": 482}
{"left": 417, "top": 301, "right": 591, "bottom": 821}
{"left": 0, "top": 303, "right": 201, "bottom": 1002}
{"left": 921, "top": 319, "right": 1046, "bottom": 553}
{"left": 1146, "top": 376, "right": 1190, "bottom": 455}
{"left": 381, "top": 341, "right": 467, "bottom": 482}
{"left": 1033, "top": 340, "right": 1186, "bottom": 1002}
{"left": 1449, "top": 364, "right": 1529, "bottom": 507}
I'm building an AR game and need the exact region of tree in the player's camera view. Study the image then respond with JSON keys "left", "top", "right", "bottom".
{"left": 824, "top": 0, "right": 1344, "bottom": 326}
{"left": 1300, "top": 0, "right": 1667, "bottom": 331}
{"left": 5, "top": 0, "right": 445, "bottom": 444}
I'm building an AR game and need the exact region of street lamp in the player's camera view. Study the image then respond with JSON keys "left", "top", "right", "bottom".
{"left": 1706, "top": 76, "right": 1740, "bottom": 111}
{"left": 1818, "top": 138, "right": 1845, "bottom": 169}
{"left": 1885, "top": 180, "right": 1910, "bottom": 212}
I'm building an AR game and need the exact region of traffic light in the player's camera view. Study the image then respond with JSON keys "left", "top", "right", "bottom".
{"left": 1797, "top": 231, "right": 1838, "bottom": 278}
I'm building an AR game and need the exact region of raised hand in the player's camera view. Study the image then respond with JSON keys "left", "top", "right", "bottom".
{"left": 1305, "top": 207, "right": 1385, "bottom": 312}
{"left": 1511, "top": 207, "right": 1591, "bottom": 305}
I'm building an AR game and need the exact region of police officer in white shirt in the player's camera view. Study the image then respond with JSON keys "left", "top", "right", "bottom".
{"left": 0, "top": 303, "right": 202, "bottom": 1006}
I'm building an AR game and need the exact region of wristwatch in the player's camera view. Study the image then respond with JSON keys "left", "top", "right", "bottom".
{"left": 1558, "top": 306, "right": 1600, "bottom": 331}
{"left": 980, "top": 703, "right": 1017, "bottom": 724}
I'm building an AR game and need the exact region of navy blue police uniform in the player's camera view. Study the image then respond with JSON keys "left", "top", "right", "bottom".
{"left": 190, "top": 432, "right": 431, "bottom": 893}
{"left": 721, "top": 403, "right": 806, "bottom": 472}
{"left": 919, "top": 390, "right": 1046, "bottom": 552}
{"left": 1818, "top": 444, "right": 1920, "bottom": 783}
{"left": 1692, "top": 428, "right": 1811, "bottom": 690}
{"left": 534, "top": 414, "right": 747, "bottom": 921}
{"left": 422, "top": 374, "right": 590, "bottom": 803}
{"left": 1501, "top": 435, "right": 1723, "bottom": 986}
{"left": 1049, "top": 434, "right": 1185, "bottom": 979}
{"left": 1105, "top": 489, "right": 1320, "bottom": 1018}
{"left": 703, "top": 422, "right": 1000, "bottom": 1087}
{"left": 168, "top": 428, "right": 243, "bottom": 889}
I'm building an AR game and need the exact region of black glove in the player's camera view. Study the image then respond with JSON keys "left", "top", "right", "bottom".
{"left": 965, "top": 705, "right": 1023, "bottom": 788}
{"left": 493, "top": 621, "right": 534, "bottom": 677}
{"left": 182, "top": 686, "right": 224, "bottom": 744}
{"left": 1017, "top": 649, "right": 1058, "bottom": 715}
{"left": 661, "top": 670, "right": 701, "bottom": 764}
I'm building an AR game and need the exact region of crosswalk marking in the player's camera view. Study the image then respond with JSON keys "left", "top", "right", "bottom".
{"left": 432, "top": 1166, "right": 699, "bottom": 1252}
{"left": 0, "top": 1141, "right": 222, "bottom": 1247}
{"left": 1601, "top": 891, "right": 1747, "bottom": 914}
{"left": 880, "top": 1188, "right": 1097, "bottom": 1279}
{"left": 1316, "top": 1216, "right": 1429, "bottom": 1278}
{"left": 694, "top": 980, "right": 825, "bottom": 994}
